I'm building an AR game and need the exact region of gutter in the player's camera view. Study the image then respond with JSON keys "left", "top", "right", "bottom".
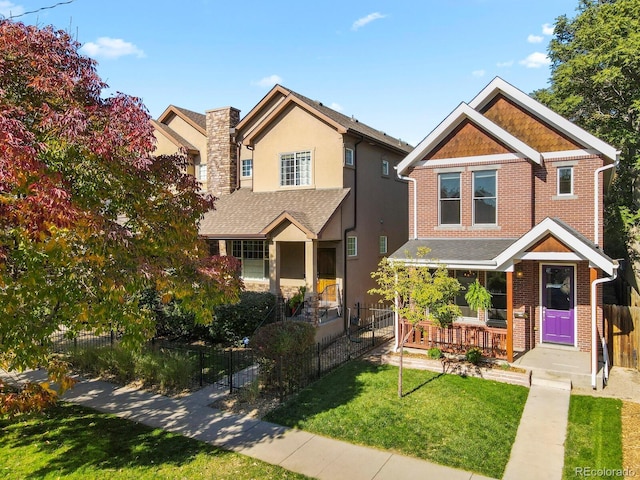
{"left": 395, "top": 167, "right": 417, "bottom": 239}
{"left": 343, "top": 134, "right": 363, "bottom": 330}
{"left": 590, "top": 264, "right": 618, "bottom": 389}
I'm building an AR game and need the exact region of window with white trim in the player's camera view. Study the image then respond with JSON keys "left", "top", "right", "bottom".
{"left": 344, "top": 148, "right": 354, "bottom": 167}
{"left": 197, "top": 163, "right": 208, "bottom": 182}
{"left": 473, "top": 170, "right": 497, "bottom": 224}
{"left": 347, "top": 236, "right": 357, "bottom": 257}
{"left": 439, "top": 172, "right": 461, "bottom": 225}
{"left": 381, "top": 159, "right": 390, "bottom": 176}
{"left": 558, "top": 166, "right": 573, "bottom": 195}
{"left": 241, "top": 159, "right": 253, "bottom": 178}
{"left": 231, "top": 240, "right": 268, "bottom": 280}
{"left": 379, "top": 235, "right": 388, "bottom": 254}
{"left": 280, "top": 150, "right": 311, "bottom": 186}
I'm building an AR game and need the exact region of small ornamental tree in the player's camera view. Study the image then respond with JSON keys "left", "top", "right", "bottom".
{"left": 369, "top": 248, "right": 461, "bottom": 397}
{"left": 0, "top": 20, "right": 242, "bottom": 412}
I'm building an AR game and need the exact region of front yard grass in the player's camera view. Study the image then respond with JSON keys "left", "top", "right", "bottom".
{"left": 563, "top": 395, "right": 623, "bottom": 479}
{"left": 0, "top": 402, "right": 309, "bottom": 480}
{"left": 264, "top": 359, "right": 528, "bottom": 479}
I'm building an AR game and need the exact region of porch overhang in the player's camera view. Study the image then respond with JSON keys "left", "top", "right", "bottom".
{"left": 260, "top": 212, "right": 318, "bottom": 239}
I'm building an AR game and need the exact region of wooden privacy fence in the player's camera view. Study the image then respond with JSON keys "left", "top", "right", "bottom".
{"left": 604, "top": 304, "right": 640, "bottom": 371}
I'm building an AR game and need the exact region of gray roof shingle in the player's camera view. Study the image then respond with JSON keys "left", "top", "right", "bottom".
{"left": 390, "top": 238, "right": 518, "bottom": 265}
{"left": 199, "top": 188, "right": 350, "bottom": 237}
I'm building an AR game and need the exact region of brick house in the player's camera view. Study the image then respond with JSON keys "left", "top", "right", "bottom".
{"left": 390, "top": 77, "right": 619, "bottom": 387}
{"left": 153, "top": 86, "right": 411, "bottom": 337}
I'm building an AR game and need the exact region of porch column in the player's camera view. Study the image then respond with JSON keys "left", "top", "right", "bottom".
{"left": 590, "top": 267, "right": 598, "bottom": 377}
{"left": 269, "top": 241, "right": 279, "bottom": 295}
{"left": 507, "top": 271, "right": 514, "bottom": 362}
{"left": 304, "top": 239, "right": 317, "bottom": 294}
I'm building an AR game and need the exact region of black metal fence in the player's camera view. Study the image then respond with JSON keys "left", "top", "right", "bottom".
{"left": 50, "top": 304, "right": 395, "bottom": 399}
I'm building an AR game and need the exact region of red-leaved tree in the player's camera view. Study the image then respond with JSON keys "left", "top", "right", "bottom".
{"left": 0, "top": 20, "right": 242, "bottom": 408}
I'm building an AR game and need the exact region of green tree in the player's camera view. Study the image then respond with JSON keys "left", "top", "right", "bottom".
{"left": 533, "top": 0, "right": 640, "bottom": 259}
{"left": 369, "top": 248, "right": 461, "bottom": 397}
{"left": 0, "top": 20, "right": 243, "bottom": 400}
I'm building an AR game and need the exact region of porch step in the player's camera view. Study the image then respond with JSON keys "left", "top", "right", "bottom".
{"left": 530, "top": 372, "right": 572, "bottom": 390}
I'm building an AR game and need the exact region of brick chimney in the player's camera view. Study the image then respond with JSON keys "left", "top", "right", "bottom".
{"left": 205, "top": 107, "right": 240, "bottom": 197}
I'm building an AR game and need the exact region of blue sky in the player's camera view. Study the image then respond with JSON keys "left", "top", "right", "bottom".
{"left": 4, "top": 0, "right": 580, "bottom": 146}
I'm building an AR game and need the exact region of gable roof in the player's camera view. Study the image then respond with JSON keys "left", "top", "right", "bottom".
{"left": 237, "top": 85, "right": 412, "bottom": 154}
{"left": 199, "top": 188, "right": 350, "bottom": 239}
{"left": 397, "top": 77, "right": 620, "bottom": 175}
{"left": 151, "top": 119, "right": 199, "bottom": 154}
{"left": 157, "top": 105, "right": 207, "bottom": 135}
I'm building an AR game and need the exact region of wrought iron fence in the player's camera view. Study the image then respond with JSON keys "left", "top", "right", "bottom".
{"left": 49, "top": 304, "right": 395, "bottom": 398}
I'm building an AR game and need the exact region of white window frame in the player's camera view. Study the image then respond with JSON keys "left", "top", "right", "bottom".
{"left": 472, "top": 169, "right": 497, "bottom": 225}
{"left": 347, "top": 236, "right": 358, "bottom": 257}
{"left": 241, "top": 159, "right": 253, "bottom": 178}
{"left": 381, "top": 159, "right": 390, "bottom": 176}
{"left": 379, "top": 235, "right": 388, "bottom": 254}
{"left": 344, "top": 148, "right": 354, "bottom": 167}
{"left": 557, "top": 166, "right": 573, "bottom": 196}
{"left": 231, "top": 240, "right": 268, "bottom": 280}
{"left": 438, "top": 172, "right": 461, "bottom": 225}
{"left": 280, "top": 150, "right": 312, "bottom": 187}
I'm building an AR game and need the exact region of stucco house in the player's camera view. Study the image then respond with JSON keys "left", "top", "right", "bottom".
{"left": 153, "top": 86, "right": 411, "bottom": 337}
{"left": 390, "top": 77, "right": 620, "bottom": 388}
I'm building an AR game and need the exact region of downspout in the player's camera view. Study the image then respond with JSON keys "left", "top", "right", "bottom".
{"left": 594, "top": 158, "right": 619, "bottom": 247}
{"left": 591, "top": 265, "right": 618, "bottom": 389}
{"left": 343, "top": 135, "right": 363, "bottom": 331}
{"left": 395, "top": 167, "right": 417, "bottom": 240}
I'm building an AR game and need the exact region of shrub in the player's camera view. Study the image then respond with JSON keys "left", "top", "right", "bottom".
{"left": 210, "top": 292, "right": 277, "bottom": 345}
{"left": 428, "top": 347, "right": 442, "bottom": 359}
{"left": 465, "top": 347, "right": 483, "bottom": 365}
{"left": 252, "top": 321, "right": 316, "bottom": 395}
{"left": 139, "top": 288, "right": 206, "bottom": 341}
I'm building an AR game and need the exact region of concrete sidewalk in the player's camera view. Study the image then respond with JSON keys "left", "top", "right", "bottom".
{"left": 1, "top": 369, "right": 493, "bottom": 480}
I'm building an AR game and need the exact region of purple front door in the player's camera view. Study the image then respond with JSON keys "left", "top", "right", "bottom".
{"left": 542, "top": 265, "right": 575, "bottom": 345}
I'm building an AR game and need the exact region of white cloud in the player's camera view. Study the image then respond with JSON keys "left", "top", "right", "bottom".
{"left": 80, "top": 37, "right": 145, "bottom": 59}
{"left": 527, "top": 34, "right": 544, "bottom": 44}
{"left": 329, "top": 102, "right": 344, "bottom": 112}
{"left": 352, "top": 12, "right": 386, "bottom": 31}
{"left": 0, "top": 1, "right": 24, "bottom": 17}
{"left": 519, "top": 52, "right": 551, "bottom": 68}
{"left": 542, "top": 23, "right": 554, "bottom": 36}
{"left": 253, "top": 75, "right": 283, "bottom": 88}
{"left": 497, "top": 60, "right": 514, "bottom": 68}
{"left": 472, "top": 70, "right": 485, "bottom": 78}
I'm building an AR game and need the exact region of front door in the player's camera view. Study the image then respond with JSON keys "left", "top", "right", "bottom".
{"left": 542, "top": 265, "right": 575, "bottom": 345}
{"left": 317, "top": 248, "right": 337, "bottom": 301}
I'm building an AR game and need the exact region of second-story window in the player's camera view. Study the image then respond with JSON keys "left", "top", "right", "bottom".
{"left": 280, "top": 150, "right": 311, "bottom": 186}
{"left": 381, "top": 159, "right": 390, "bottom": 176}
{"left": 344, "top": 148, "right": 354, "bottom": 167}
{"left": 379, "top": 235, "right": 388, "bottom": 254}
{"left": 439, "top": 172, "right": 461, "bottom": 225}
{"left": 558, "top": 166, "right": 573, "bottom": 195}
{"left": 473, "top": 170, "right": 497, "bottom": 225}
{"left": 241, "top": 159, "right": 253, "bottom": 178}
{"left": 347, "top": 236, "right": 358, "bottom": 257}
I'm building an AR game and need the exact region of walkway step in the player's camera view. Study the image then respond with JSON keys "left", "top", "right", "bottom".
{"left": 531, "top": 374, "right": 572, "bottom": 391}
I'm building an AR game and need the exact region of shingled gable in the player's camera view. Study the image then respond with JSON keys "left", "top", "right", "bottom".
{"left": 397, "top": 77, "right": 620, "bottom": 175}
{"left": 396, "top": 103, "right": 542, "bottom": 174}
{"left": 493, "top": 217, "right": 617, "bottom": 276}
{"left": 237, "top": 84, "right": 412, "bottom": 154}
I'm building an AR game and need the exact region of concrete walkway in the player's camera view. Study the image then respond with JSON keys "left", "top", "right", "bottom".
{"left": 5, "top": 348, "right": 637, "bottom": 480}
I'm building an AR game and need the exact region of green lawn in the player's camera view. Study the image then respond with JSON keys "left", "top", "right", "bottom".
{"left": 563, "top": 395, "right": 623, "bottom": 479}
{"left": 265, "top": 360, "right": 529, "bottom": 479}
{"left": 0, "top": 403, "right": 309, "bottom": 480}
